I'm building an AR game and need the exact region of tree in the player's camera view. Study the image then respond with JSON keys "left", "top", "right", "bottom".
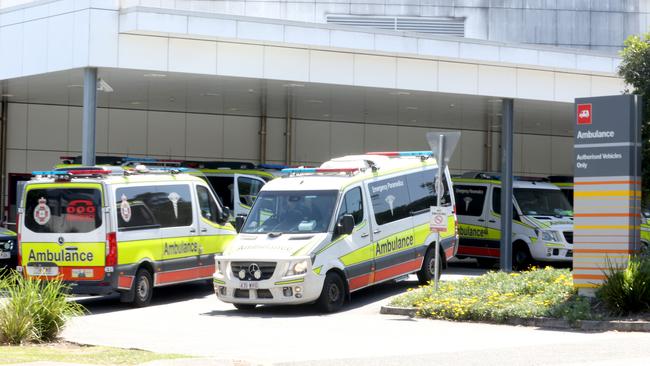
{"left": 618, "top": 34, "right": 650, "bottom": 203}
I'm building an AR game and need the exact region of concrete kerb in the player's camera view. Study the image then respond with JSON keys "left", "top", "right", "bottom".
{"left": 380, "top": 305, "right": 650, "bottom": 332}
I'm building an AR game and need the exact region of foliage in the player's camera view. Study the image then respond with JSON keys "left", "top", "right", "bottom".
{"left": 0, "top": 271, "right": 85, "bottom": 344}
{"left": 619, "top": 34, "right": 650, "bottom": 201}
{"left": 390, "top": 267, "right": 593, "bottom": 323}
{"left": 596, "top": 256, "right": 650, "bottom": 315}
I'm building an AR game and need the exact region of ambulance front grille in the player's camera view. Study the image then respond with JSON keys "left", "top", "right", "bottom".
{"left": 231, "top": 262, "right": 276, "bottom": 281}
{"left": 563, "top": 231, "right": 573, "bottom": 244}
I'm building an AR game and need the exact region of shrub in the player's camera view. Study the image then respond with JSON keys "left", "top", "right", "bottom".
{"left": 0, "top": 271, "right": 85, "bottom": 344}
{"left": 597, "top": 256, "right": 650, "bottom": 315}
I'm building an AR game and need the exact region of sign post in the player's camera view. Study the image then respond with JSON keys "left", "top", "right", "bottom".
{"left": 573, "top": 95, "right": 642, "bottom": 295}
{"left": 427, "top": 131, "right": 461, "bottom": 289}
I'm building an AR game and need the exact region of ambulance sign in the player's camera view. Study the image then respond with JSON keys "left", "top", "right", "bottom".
{"left": 429, "top": 207, "right": 448, "bottom": 232}
{"left": 577, "top": 104, "right": 592, "bottom": 125}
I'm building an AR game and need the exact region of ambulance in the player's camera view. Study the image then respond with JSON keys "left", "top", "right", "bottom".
{"left": 452, "top": 173, "right": 573, "bottom": 269}
{"left": 17, "top": 166, "right": 236, "bottom": 307}
{"left": 548, "top": 175, "right": 574, "bottom": 205}
{"left": 213, "top": 151, "right": 457, "bottom": 312}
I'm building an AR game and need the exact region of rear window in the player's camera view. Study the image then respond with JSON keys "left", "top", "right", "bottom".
{"left": 24, "top": 188, "right": 103, "bottom": 233}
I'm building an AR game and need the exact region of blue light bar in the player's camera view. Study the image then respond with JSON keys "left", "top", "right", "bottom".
{"left": 398, "top": 151, "right": 433, "bottom": 157}
{"left": 258, "top": 163, "right": 287, "bottom": 170}
{"left": 148, "top": 167, "right": 189, "bottom": 172}
{"left": 32, "top": 170, "right": 68, "bottom": 176}
{"left": 282, "top": 168, "right": 317, "bottom": 174}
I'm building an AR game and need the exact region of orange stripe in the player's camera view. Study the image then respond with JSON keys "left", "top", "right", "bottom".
{"left": 156, "top": 267, "right": 198, "bottom": 285}
{"left": 118, "top": 275, "right": 134, "bottom": 290}
{"left": 575, "top": 180, "right": 641, "bottom": 185}
{"left": 574, "top": 249, "right": 635, "bottom": 254}
{"left": 373, "top": 258, "right": 423, "bottom": 283}
{"left": 348, "top": 273, "right": 372, "bottom": 291}
{"left": 574, "top": 213, "right": 640, "bottom": 217}
{"left": 573, "top": 274, "right": 606, "bottom": 280}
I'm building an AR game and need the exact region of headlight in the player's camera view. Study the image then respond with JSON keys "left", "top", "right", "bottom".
{"left": 540, "top": 230, "right": 561, "bottom": 242}
{"left": 285, "top": 259, "right": 309, "bottom": 276}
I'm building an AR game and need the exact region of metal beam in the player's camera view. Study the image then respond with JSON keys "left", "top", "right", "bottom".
{"left": 500, "top": 98, "right": 514, "bottom": 272}
{"left": 82, "top": 67, "right": 97, "bottom": 166}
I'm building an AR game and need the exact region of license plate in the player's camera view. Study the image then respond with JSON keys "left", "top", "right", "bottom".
{"left": 26, "top": 266, "right": 59, "bottom": 276}
{"left": 239, "top": 281, "right": 258, "bottom": 289}
{"left": 0, "top": 252, "right": 9, "bottom": 259}
{"left": 72, "top": 269, "right": 94, "bottom": 278}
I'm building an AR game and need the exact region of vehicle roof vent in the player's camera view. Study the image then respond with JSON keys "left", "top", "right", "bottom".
{"left": 326, "top": 15, "right": 465, "bottom": 37}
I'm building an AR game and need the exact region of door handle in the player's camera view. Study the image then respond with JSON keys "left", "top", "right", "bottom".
{"left": 477, "top": 219, "right": 485, "bottom": 222}
{"left": 488, "top": 220, "right": 496, "bottom": 223}
{"left": 373, "top": 229, "right": 381, "bottom": 234}
{"left": 200, "top": 228, "right": 207, "bottom": 233}
{"left": 189, "top": 228, "right": 197, "bottom": 233}
{"left": 360, "top": 233, "right": 369, "bottom": 238}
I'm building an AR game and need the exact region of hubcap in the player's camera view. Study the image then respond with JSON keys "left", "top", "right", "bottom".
{"left": 328, "top": 283, "right": 340, "bottom": 303}
{"left": 137, "top": 277, "right": 149, "bottom": 300}
{"left": 428, "top": 257, "right": 436, "bottom": 275}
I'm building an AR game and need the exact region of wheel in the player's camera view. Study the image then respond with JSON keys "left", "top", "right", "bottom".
{"left": 417, "top": 246, "right": 442, "bottom": 285}
{"left": 512, "top": 244, "right": 533, "bottom": 271}
{"left": 233, "top": 303, "right": 257, "bottom": 311}
{"left": 317, "top": 272, "right": 346, "bottom": 313}
{"left": 132, "top": 268, "right": 153, "bottom": 308}
{"left": 476, "top": 257, "right": 497, "bottom": 268}
{"left": 640, "top": 241, "right": 650, "bottom": 257}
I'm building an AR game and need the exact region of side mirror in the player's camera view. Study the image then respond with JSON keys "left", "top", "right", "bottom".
{"left": 219, "top": 207, "right": 231, "bottom": 223}
{"left": 336, "top": 214, "right": 354, "bottom": 236}
{"left": 234, "top": 215, "right": 246, "bottom": 233}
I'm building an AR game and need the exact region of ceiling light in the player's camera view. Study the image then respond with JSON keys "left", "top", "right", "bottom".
{"left": 130, "top": 101, "right": 142, "bottom": 105}
{"left": 322, "top": 113, "right": 330, "bottom": 117}
{"left": 282, "top": 83, "right": 304, "bottom": 88}
{"left": 67, "top": 84, "right": 83, "bottom": 88}
{"left": 248, "top": 89, "right": 255, "bottom": 93}
{"left": 1, "top": 94, "right": 14, "bottom": 97}
{"left": 389, "top": 91, "right": 411, "bottom": 96}
{"left": 143, "top": 73, "right": 167, "bottom": 78}
{"left": 229, "top": 107, "right": 239, "bottom": 112}
{"left": 405, "top": 106, "right": 418, "bottom": 110}
{"left": 201, "top": 92, "right": 221, "bottom": 97}
{"left": 307, "top": 99, "right": 323, "bottom": 104}
{"left": 449, "top": 104, "right": 455, "bottom": 108}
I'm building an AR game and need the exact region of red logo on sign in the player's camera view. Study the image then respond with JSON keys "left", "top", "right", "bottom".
{"left": 577, "top": 104, "right": 592, "bottom": 125}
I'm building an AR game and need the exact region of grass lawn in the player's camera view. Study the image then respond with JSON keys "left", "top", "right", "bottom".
{"left": 0, "top": 342, "right": 191, "bottom": 365}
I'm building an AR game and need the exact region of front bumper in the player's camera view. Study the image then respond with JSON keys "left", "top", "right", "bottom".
{"left": 532, "top": 241, "right": 573, "bottom": 262}
{"left": 213, "top": 258, "right": 323, "bottom": 305}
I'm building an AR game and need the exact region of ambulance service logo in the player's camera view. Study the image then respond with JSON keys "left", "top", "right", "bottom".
{"left": 577, "top": 104, "right": 592, "bottom": 125}
{"left": 34, "top": 197, "right": 51, "bottom": 226}
{"left": 120, "top": 194, "right": 131, "bottom": 223}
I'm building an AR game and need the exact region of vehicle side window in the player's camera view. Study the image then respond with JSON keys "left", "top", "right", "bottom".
{"left": 406, "top": 171, "right": 436, "bottom": 214}
{"left": 369, "top": 177, "right": 410, "bottom": 225}
{"left": 116, "top": 186, "right": 159, "bottom": 231}
{"left": 454, "top": 185, "right": 486, "bottom": 217}
{"left": 491, "top": 188, "right": 519, "bottom": 221}
{"left": 197, "top": 185, "right": 221, "bottom": 224}
{"left": 337, "top": 187, "right": 364, "bottom": 226}
{"left": 207, "top": 176, "right": 234, "bottom": 209}
{"left": 238, "top": 177, "right": 264, "bottom": 206}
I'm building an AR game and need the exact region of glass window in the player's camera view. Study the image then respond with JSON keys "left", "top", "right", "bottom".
{"left": 242, "top": 190, "right": 338, "bottom": 234}
{"left": 514, "top": 188, "right": 573, "bottom": 216}
{"left": 197, "top": 185, "right": 222, "bottom": 224}
{"left": 492, "top": 188, "right": 519, "bottom": 220}
{"left": 25, "top": 188, "right": 102, "bottom": 233}
{"left": 116, "top": 186, "right": 159, "bottom": 231}
{"left": 406, "top": 171, "right": 436, "bottom": 214}
{"left": 337, "top": 187, "right": 364, "bottom": 226}
{"left": 238, "top": 177, "right": 264, "bottom": 206}
{"left": 207, "top": 176, "right": 234, "bottom": 209}
{"left": 368, "top": 177, "right": 411, "bottom": 225}
{"left": 454, "top": 185, "right": 487, "bottom": 217}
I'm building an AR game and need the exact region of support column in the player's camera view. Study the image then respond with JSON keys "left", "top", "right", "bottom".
{"left": 259, "top": 89, "right": 267, "bottom": 164}
{"left": 82, "top": 67, "right": 97, "bottom": 166}
{"left": 500, "top": 98, "right": 514, "bottom": 272}
{"left": 285, "top": 90, "right": 293, "bottom": 165}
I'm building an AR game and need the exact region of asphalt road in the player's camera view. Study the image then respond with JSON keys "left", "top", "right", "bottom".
{"left": 62, "top": 262, "right": 650, "bottom": 366}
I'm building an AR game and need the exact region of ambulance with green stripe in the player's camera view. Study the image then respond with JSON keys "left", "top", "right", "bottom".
{"left": 17, "top": 166, "right": 236, "bottom": 307}
{"left": 213, "top": 151, "right": 457, "bottom": 312}
{"left": 452, "top": 173, "right": 573, "bottom": 269}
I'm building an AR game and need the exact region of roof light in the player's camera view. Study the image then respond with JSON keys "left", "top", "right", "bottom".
{"left": 68, "top": 169, "right": 111, "bottom": 176}
{"left": 366, "top": 151, "right": 433, "bottom": 157}
{"left": 32, "top": 170, "right": 68, "bottom": 176}
{"left": 281, "top": 167, "right": 360, "bottom": 174}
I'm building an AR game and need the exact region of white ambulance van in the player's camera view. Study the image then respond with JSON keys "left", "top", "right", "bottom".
{"left": 17, "top": 166, "right": 236, "bottom": 307}
{"left": 452, "top": 173, "right": 573, "bottom": 269}
{"left": 213, "top": 151, "right": 457, "bottom": 312}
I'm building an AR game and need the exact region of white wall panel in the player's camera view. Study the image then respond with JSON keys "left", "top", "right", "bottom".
{"left": 223, "top": 115, "right": 259, "bottom": 160}
{"left": 265, "top": 117, "right": 286, "bottom": 162}
{"left": 0, "top": 23, "right": 24, "bottom": 79}
{"left": 397, "top": 126, "right": 430, "bottom": 151}
{"left": 521, "top": 134, "right": 551, "bottom": 174}
{"left": 217, "top": 42, "right": 263, "bottom": 78}
{"left": 186, "top": 113, "right": 224, "bottom": 158}
{"left": 27, "top": 150, "right": 65, "bottom": 171}
{"left": 517, "top": 69, "right": 555, "bottom": 101}
{"left": 7, "top": 103, "right": 27, "bottom": 150}
{"left": 551, "top": 136, "right": 574, "bottom": 175}
{"left": 294, "top": 119, "right": 330, "bottom": 163}
{"left": 554, "top": 73, "right": 590, "bottom": 103}
{"left": 26, "top": 104, "right": 68, "bottom": 151}
{"left": 6, "top": 149, "right": 27, "bottom": 174}
{"left": 354, "top": 55, "right": 396, "bottom": 88}
{"left": 264, "top": 46, "right": 309, "bottom": 82}
{"left": 168, "top": 38, "right": 217, "bottom": 75}
{"left": 22, "top": 20, "right": 47, "bottom": 76}
{"left": 396, "top": 58, "right": 437, "bottom": 92}
{"left": 147, "top": 111, "right": 186, "bottom": 156}
{"left": 364, "top": 124, "right": 397, "bottom": 152}
{"left": 460, "top": 130, "right": 485, "bottom": 171}
{"left": 513, "top": 133, "right": 523, "bottom": 175}
{"left": 72, "top": 9, "right": 90, "bottom": 67}
{"left": 591, "top": 76, "right": 625, "bottom": 97}
{"left": 438, "top": 62, "right": 478, "bottom": 95}
{"left": 89, "top": 9, "right": 118, "bottom": 67}
{"left": 107, "top": 109, "right": 147, "bottom": 154}
{"left": 118, "top": 34, "right": 168, "bottom": 71}
{"left": 478, "top": 65, "right": 516, "bottom": 98}
{"left": 330, "top": 122, "right": 364, "bottom": 157}
{"left": 187, "top": 16, "right": 236, "bottom": 38}
{"left": 47, "top": 13, "right": 74, "bottom": 72}
{"left": 309, "top": 51, "right": 354, "bottom": 85}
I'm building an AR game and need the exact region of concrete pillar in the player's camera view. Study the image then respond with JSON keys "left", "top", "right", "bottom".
{"left": 82, "top": 68, "right": 97, "bottom": 166}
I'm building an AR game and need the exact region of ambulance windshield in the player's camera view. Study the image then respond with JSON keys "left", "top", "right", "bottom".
{"left": 242, "top": 190, "right": 338, "bottom": 234}
{"left": 24, "top": 188, "right": 103, "bottom": 233}
{"left": 514, "top": 188, "right": 573, "bottom": 217}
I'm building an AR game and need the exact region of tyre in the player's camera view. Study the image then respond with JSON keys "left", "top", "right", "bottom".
{"left": 233, "top": 303, "right": 257, "bottom": 311}
{"left": 132, "top": 268, "right": 153, "bottom": 308}
{"left": 476, "top": 257, "right": 497, "bottom": 268}
{"left": 417, "top": 246, "right": 442, "bottom": 285}
{"left": 512, "top": 244, "right": 533, "bottom": 271}
{"left": 640, "top": 241, "right": 650, "bottom": 257}
{"left": 317, "top": 272, "right": 346, "bottom": 313}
